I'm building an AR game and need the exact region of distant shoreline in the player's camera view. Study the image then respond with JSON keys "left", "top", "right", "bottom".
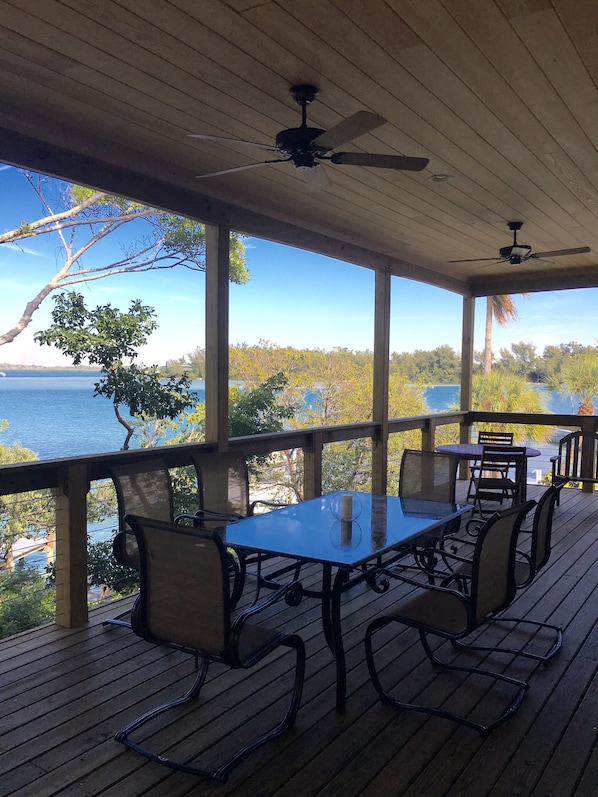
{"left": 0, "top": 365, "right": 98, "bottom": 372}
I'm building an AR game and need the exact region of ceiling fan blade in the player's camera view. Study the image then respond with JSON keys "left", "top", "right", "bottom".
{"left": 196, "top": 158, "right": 287, "bottom": 178}
{"left": 331, "top": 152, "right": 429, "bottom": 171}
{"left": 448, "top": 257, "right": 502, "bottom": 263}
{"left": 531, "top": 246, "right": 591, "bottom": 259}
{"left": 300, "top": 164, "right": 332, "bottom": 193}
{"left": 189, "top": 133, "right": 278, "bottom": 153}
{"left": 312, "top": 111, "right": 386, "bottom": 150}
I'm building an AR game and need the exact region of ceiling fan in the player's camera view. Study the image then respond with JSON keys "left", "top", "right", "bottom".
{"left": 190, "top": 84, "right": 429, "bottom": 191}
{"left": 450, "top": 221, "right": 591, "bottom": 266}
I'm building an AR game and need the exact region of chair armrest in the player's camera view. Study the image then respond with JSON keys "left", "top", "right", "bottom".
{"left": 191, "top": 507, "right": 245, "bottom": 522}
{"left": 368, "top": 566, "right": 472, "bottom": 604}
{"left": 249, "top": 499, "right": 289, "bottom": 514}
{"left": 230, "top": 580, "right": 303, "bottom": 640}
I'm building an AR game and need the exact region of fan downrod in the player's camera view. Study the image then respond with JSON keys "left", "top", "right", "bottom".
{"left": 289, "top": 84, "right": 318, "bottom": 106}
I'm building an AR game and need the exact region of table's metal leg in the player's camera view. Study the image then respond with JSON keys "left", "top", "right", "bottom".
{"left": 331, "top": 568, "right": 348, "bottom": 712}
{"left": 320, "top": 564, "right": 334, "bottom": 650}
{"left": 319, "top": 564, "right": 350, "bottom": 712}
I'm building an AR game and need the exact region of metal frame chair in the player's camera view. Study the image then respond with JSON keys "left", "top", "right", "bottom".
{"left": 105, "top": 457, "right": 241, "bottom": 627}
{"left": 550, "top": 430, "right": 598, "bottom": 504}
{"left": 395, "top": 448, "right": 462, "bottom": 574}
{"left": 115, "top": 514, "right": 305, "bottom": 783}
{"left": 466, "top": 430, "right": 514, "bottom": 500}
{"left": 467, "top": 445, "right": 527, "bottom": 524}
{"left": 191, "top": 451, "right": 301, "bottom": 599}
{"left": 364, "top": 501, "right": 535, "bottom": 736}
{"left": 449, "top": 486, "right": 563, "bottom": 665}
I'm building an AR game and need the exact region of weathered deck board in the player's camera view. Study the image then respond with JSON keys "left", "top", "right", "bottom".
{"left": 0, "top": 484, "right": 596, "bottom": 797}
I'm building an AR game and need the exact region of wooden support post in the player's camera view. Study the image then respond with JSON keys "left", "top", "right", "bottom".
{"left": 372, "top": 271, "right": 390, "bottom": 495}
{"left": 205, "top": 223, "right": 230, "bottom": 451}
{"left": 303, "top": 430, "right": 323, "bottom": 500}
{"left": 580, "top": 419, "right": 598, "bottom": 493}
{"left": 52, "top": 462, "right": 89, "bottom": 628}
{"left": 422, "top": 417, "right": 436, "bottom": 452}
{"left": 459, "top": 296, "right": 475, "bottom": 479}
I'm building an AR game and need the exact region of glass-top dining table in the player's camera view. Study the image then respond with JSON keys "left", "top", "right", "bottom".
{"left": 222, "top": 491, "right": 470, "bottom": 712}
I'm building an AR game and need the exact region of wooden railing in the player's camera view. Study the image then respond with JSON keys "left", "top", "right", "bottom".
{"left": 1, "top": 409, "right": 596, "bottom": 628}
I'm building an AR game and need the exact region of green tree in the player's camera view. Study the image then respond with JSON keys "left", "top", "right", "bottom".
{"left": 496, "top": 341, "right": 541, "bottom": 381}
{"left": 0, "top": 170, "right": 248, "bottom": 348}
{"left": 0, "top": 565, "right": 55, "bottom": 638}
{"left": 471, "top": 372, "right": 551, "bottom": 441}
{"left": 541, "top": 342, "right": 598, "bottom": 384}
{"left": 0, "top": 425, "right": 53, "bottom": 570}
{"left": 35, "top": 291, "right": 195, "bottom": 449}
{"left": 548, "top": 353, "right": 598, "bottom": 415}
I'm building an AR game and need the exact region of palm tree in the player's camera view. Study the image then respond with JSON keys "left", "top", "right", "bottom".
{"left": 549, "top": 353, "right": 598, "bottom": 415}
{"left": 472, "top": 372, "right": 552, "bottom": 442}
{"left": 484, "top": 295, "right": 518, "bottom": 374}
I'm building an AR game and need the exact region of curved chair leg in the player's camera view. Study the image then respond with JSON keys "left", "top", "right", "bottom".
{"left": 365, "top": 621, "right": 529, "bottom": 736}
{"left": 452, "top": 616, "right": 563, "bottom": 664}
{"left": 115, "top": 636, "right": 305, "bottom": 783}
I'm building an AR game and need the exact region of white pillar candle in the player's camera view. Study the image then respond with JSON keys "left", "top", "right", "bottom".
{"left": 341, "top": 494, "right": 353, "bottom": 520}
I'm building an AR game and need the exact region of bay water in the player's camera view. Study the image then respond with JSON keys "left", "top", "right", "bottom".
{"left": 0, "top": 370, "right": 577, "bottom": 462}
{"left": 0, "top": 370, "right": 574, "bottom": 570}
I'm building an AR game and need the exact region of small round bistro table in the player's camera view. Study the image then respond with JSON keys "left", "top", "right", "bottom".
{"left": 435, "top": 443, "right": 541, "bottom": 502}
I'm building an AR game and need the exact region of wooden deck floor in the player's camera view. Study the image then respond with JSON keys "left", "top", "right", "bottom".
{"left": 1, "top": 484, "right": 596, "bottom": 797}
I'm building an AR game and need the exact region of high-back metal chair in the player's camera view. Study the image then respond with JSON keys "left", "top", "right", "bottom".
{"left": 468, "top": 445, "right": 527, "bottom": 521}
{"left": 477, "top": 430, "right": 514, "bottom": 446}
{"left": 191, "top": 451, "right": 300, "bottom": 599}
{"left": 192, "top": 451, "right": 286, "bottom": 523}
{"left": 466, "top": 430, "right": 515, "bottom": 500}
{"left": 115, "top": 514, "right": 305, "bottom": 783}
{"left": 453, "top": 485, "right": 563, "bottom": 664}
{"left": 398, "top": 448, "right": 460, "bottom": 505}
{"left": 364, "top": 501, "right": 535, "bottom": 735}
{"left": 550, "top": 430, "right": 598, "bottom": 504}
{"left": 397, "top": 449, "right": 461, "bottom": 572}
{"left": 104, "top": 457, "right": 239, "bottom": 627}
{"left": 109, "top": 457, "right": 179, "bottom": 570}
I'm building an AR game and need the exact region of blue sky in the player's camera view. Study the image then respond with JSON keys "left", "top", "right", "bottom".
{"left": 1, "top": 163, "right": 597, "bottom": 367}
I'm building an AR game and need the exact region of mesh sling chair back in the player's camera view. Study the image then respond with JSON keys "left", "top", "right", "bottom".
{"left": 364, "top": 500, "right": 536, "bottom": 735}
{"left": 467, "top": 430, "right": 515, "bottom": 500}
{"left": 104, "top": 458, "right": 182, "bottom": 628}
{"left": 115, "top": 514, "right": 305, "bottom": 783}
{"left": 396, "top": 449, "right": 461, "bottom": 573}
{"left": 110, "top": 458, "right": 178, "bottom": 570}
{"left": 105, "top": 458, "right": 242, "bottom": 626}
{"left": 191, "top": 451, "right": 301, "bottom": 599}
{"left": 451, "top": 485, "right": 563, "bottom": 664}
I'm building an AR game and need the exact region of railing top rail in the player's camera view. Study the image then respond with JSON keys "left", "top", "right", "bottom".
{"left": 1, "top": 409, "right": 594, "bottom": 496}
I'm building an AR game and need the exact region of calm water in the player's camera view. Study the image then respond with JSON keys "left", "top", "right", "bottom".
{"left": 0, "top": 370, "right": 579, "bottom": 464}
{"left": 0, "top": 370, "right": 206, "bottom": 459}
{"left": 0, "top": 371, "right": 577, "bottom": 570}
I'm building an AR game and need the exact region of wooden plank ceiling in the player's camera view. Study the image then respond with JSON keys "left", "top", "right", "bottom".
{"left": 2, "top": 0, "right": 598, "bottom": 297}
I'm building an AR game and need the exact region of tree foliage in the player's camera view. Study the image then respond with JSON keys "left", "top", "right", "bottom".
{"left": 471, "top": 372, "right": 551, "bottom": 441}
{"left": 0, "top": 565, "right": 55, "bottom": 638}
{"left": 548, "top": 353, "right": 598, "bottom": 415}
{"left": 0, "top": 426, "right": 53, "bottom": 569}
{"left": 0, "top": 170, "right": 248, "bottom": 347}
{"left": 35, "top": 291, "right": 195, "bottom": 449}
